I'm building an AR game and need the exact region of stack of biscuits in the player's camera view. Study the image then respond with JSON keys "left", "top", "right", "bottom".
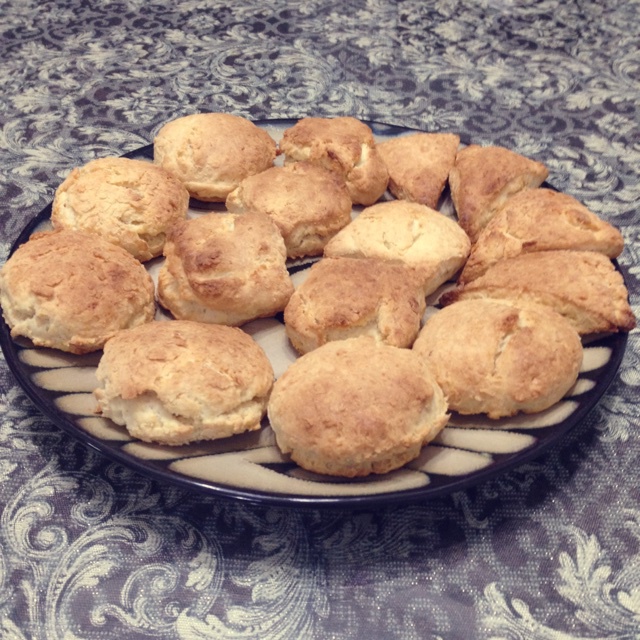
{"left": 0, "top": 112, "right": 635, "bottom": 480}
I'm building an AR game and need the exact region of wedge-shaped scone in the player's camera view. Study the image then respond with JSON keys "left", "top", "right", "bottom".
{"left": 324, "top": 201, "right": 471, "bottom": 296}
{"left": 154, "top": 113, "right": 277, "bottom": 201}
{"left": 268, "top": 336, "right": 449, "bottom": 477}
{"left": 157, "top": 212, "right": 294, "bottom": 326}
{"left": 279, "top": 116, "right": 389, "bottom": 205}
{"left": 449, "top": 144, "right": 549, "bottom": 243}
{"left": 225, "top": 161, "right": 352, "bottom": 259}
{"left": 94, "top": 321, "right": 274, "bottom": 445}
{"left": 284, "top": 257, "right": 426, "bottom": 354}
{"left": 377, "top": 132, "right": 460, "bottom": 208}
{"left": 413, "top": 299, "right": 583, "bottom": 419}
{"left": 441, "top": 250, "right": 636, "bottom": 335}
{"left": 460, "top": 188, "right": 624, "bottom": 283}
{"left": 0, "top": 229, "right": 155, "bottom": 354}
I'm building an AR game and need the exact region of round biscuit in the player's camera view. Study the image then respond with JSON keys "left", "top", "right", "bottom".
{"left": 154, "top": 113, "right": 276, "bottom": 202}
{"left": 0, "top": 229, "right": 156, "bottom": 354}
{"left": 94, "top": 320, "right": 274, "bottom": 445}
{"left": 413, "top": 298, "right": 583, "bottom": 419}
{"left": 51, "top": 157, "right": 189, "bottom": 262}
{"left": 268, "top": 336, "right": 449, "bottom": 477}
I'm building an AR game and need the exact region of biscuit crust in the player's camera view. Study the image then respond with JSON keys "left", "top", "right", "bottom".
{"left": 459, "top": 188, "right": 625, "bottom": 283}
{"left": 268, "top": 337, "right": 449, "bottom": 477}
{"left": 324, "top": 200, "right": 471, "bottom": 295}
{"left": 449, "top": 144, "right": 549, "bottom": 243}
{"left": 52, "top": 157, "right": 189, "bottom": 262}
{"left": 279, "top": 116, "right": 389, "bottom": 205}
{"left": 284, "top": 257, "right": 426, "bottom": 353}
{"left": 225, "top": 162, "right": 352, "bottom": 259}
{"left": 157, "top": 212, "right": 294, "bottom": 325}
{"left": 154, "top": 113, "right": 277, "bottom": 201}
{"left": 94, "top": 320, "right": 274, "bottom": 445}
{"left": 413, "top": 299, "right": 583, "bottom": 419}
{"left": 377, "top": 132, "right": 460, "bottom": 208}
{"left": 0, "top": 229, "right": 156, "bottom": 353}
{"left": 441, "top": 250, "right": 636, "bottom": 334}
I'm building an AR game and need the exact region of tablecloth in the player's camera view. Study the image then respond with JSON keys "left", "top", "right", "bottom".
{"left": 1, "top": 0, "right": 639, "bottom": 638}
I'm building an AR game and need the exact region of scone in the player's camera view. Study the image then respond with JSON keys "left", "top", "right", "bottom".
{"left": 323, "top": 200, "right": 471, "bottom": 295}
{"left": 284, "top": 257, "right": 426, "bottom": 354}
{"left": 459, "top": 188, "right": 625, "bottom": 283}
{"left": 377, "top": 132, "right": 460, "bottom": 208}
{"left": 449, "top": 144, "right": 549, "bottom": 243}
{"left": 153, "top": 113, "right": 277, "bottom": 201}
{"left": 51, "top": 157, "right": 190, "bottom": 262}
{"left": 157, "top": 212, "right": 294, "bottom": 325}
{"left": 225, "top": 161, "right": 352, "bottom": 259}
{"left": 268, "top": 336, "right": 449, "bottom": 477}
{"left": 279, "top": 116, "right": 389, "bottom": 205}
{"left": 441, "top": 250, "right": 636, "bottom": 335}
{"left": 94, "top": 320, "right": 274, "bottom": 445}
{"left": 0, "top": 229, "right": 155, "bottom": 353}
{"left": 413, "top": 299, "right": 583, "bottom": 419}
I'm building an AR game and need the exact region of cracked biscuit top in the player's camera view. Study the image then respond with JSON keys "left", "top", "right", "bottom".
{"left": 279, "top": 116, "right": 389, "bottom": 205}
{"left": 413, "top": 298, "right": 583, "bottom": 419}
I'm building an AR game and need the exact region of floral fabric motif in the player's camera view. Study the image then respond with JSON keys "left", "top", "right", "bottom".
{"left": 0, "top": 0, "right": 638, "bottom": 637}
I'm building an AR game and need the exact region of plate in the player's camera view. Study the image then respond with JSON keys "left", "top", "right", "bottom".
{"left": 0, "top": 120, "right": 629, "bottom": 508}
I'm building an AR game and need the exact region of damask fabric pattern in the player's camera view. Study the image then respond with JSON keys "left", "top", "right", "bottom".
{"left": 0, "top": 0, "right": 639, "bottom": 638}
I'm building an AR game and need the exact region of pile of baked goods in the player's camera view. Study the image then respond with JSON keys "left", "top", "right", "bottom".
{"left": 0, "top": 112, "right": 635, "bottom": 479}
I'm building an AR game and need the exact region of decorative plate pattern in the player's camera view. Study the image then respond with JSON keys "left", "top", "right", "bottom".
{"left": 0, "top": 120, "right": 629, "bottom": 507}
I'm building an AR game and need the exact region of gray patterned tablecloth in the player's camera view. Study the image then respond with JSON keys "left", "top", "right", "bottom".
{"left": 1, "top": 1, "right": 639, "bottom": 638}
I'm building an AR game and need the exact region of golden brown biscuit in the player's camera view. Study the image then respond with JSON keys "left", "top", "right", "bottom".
{"left": 458, "top": 188, "right": 625, "bottom": 283}
{"left": 449, "top": 144, "right": 549, "bottom": 243}
{"left": 268, "top": 336, "right": 449, "bottom": 477}
{"left": 94, "top": 320, "right": 274, "bottom": 445}
{"left": 413, "top": 299, "right": 583, "bottom": 419}
{"left": 0, "top": 229, "right": 155, "bottom": 353}
{"left": 323, "top": 200, "right": 471, "bottom": 295}
{"left": 377, "top": 132, "right": 460, "bottom": 208}
{"left": 284, "top": 257, "right": 426, "bottom": 354}
{"left": 51, "top": 157, "right": 190, "bottom": 262}
{"left": 157, "top": 212, "right": 294, "bottom": 325}
{"left": 279, "top": 116, "right": 389, "bottom": 205}
{"left": 225, "top": 162, "right": 352, "bottom": 259}
{"left": 153, "top": 113, "right": 277, "bottom": 201}
{"left": 441, "top": 250, "right": 636, "bottom": 334}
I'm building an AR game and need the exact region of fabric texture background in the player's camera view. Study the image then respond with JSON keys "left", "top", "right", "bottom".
{"left": 0, "top": 1, "right": 638, "bottom": 638}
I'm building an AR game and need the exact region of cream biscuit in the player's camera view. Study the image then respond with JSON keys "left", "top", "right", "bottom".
{"left": 323, "top": 200, "right": 471, "bottom": 295}
{"left": 153, "top": 113, "right": 277, "bottom": 201}
{"left": 413, "top": 299, "right": 583, "bottom": 419}
{"left": 268, "top": 336, "right": 449, "bottom": 477}
{"left": 279, "top": 116, "right": 389, "bottom": 205}
{"left": 225, "top": 161, "right": 352, "bottom": 259}
{"left": 377, "top": 132, "right": 460, "bottom": 208}
{"left": 449, "top": 144, "right": 549, "bottom": 243}
{"left": 459, "top": 188, "right": 625, "bottom": 283}
{"left": 94, "top": 320, "right": 274, "bottom": 445}
{"left": 0, "top": 229, "right": 155, "bottom": 354}
{"left": 51, "top": 157, "right": 190, "bottom": 262}
{"left": 157, "top": 211, "right": 294, "bottom": 326}
{"left": 441, "top": 250, "right": 636, "bottom": 335}
{"left": 284, "top": 257, "right": 426, "bottom": 354}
